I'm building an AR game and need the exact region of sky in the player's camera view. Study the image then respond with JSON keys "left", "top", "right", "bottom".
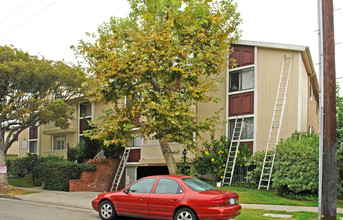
{"left": 0, "top": 0, "right": 342, "bottom": 89}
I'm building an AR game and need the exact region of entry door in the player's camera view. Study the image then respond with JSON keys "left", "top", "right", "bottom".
{"left": 125, "top": 166, "right": 137, "bottom": 187}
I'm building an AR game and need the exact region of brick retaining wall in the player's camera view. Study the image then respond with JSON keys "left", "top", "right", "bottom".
{"left": 69, "top": 158, "right": 125, "bottom": 192}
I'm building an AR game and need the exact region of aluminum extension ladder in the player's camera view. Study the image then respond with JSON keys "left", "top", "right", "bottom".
{"left": 258, "top": 55, "right": 293, "bottom": 190}
{"left": 221, "top": 117, "right": 245, "bottom": 186}
{"left": 110, "top": 147, "right": 131, "bottom": 191}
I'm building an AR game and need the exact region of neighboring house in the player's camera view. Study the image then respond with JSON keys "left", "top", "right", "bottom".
{"left": 6, "top": 133, "right": 19, "bottom": 158}
{"left": 14, "top": 40, "right": 319, "bottom": 186}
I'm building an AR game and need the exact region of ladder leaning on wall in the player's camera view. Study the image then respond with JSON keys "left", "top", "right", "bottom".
{"left": 110, "top": 147, "right": 131, "bottom": 191}
{"left": 221, "top": 117, "right": 245, "bottom": 186}
{"left": 258, "top": 55, "right": 293, "bottom": 190}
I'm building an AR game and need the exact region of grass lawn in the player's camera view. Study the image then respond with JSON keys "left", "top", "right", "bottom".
{"left": 8, "top": 178, "right": 34, "bottom": 188}
{"left": 0, "top": 178, "right": 37, "bottom": 196}
{"left": 1, "top": 186, "right": 38, "bottom": 196}
{"left": 237, "top": 209, "right": 343, "bottom": 220}
{"left": 221, "top": 186, "right": 343, "bottom": 208}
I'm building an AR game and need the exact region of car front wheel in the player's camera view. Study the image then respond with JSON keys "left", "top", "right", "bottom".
{"left": 174, "top": 208, "right": 198, "bottom": 220}
{"left": 99, "top": 200, "right": 117, "bottom": 220}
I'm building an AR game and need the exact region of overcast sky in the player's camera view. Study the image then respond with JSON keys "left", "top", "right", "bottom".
{"left": 0, "top": 0, "right": 342, "bottom": 88}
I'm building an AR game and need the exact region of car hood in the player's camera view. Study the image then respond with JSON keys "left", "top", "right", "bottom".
{"left": 97, "top": 191, "right": 123, "bottom": 199}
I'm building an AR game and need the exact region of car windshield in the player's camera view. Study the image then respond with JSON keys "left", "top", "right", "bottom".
{"left": 181, "top": 178, "right": 217, "bottom": 192}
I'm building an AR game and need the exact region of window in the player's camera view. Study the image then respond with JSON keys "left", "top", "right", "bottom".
{"left": 79, "top": 102, "right": 92, "bottom": 141}
{"left": 229, "top": 68, "right": 254, "bottom": 92}
{"left": 155, "top": 178, "right": 183, "bottom": 194}
{"left": 229, "top": 117, "right": 254, "bottom": 140}
{"left": 29, "top": 141, "right": 37, "bottom": 154}
{"left": 29, "top": 126, "right": 38, "bottom": 154}
{"left": 80, "top": 102, "right": 92, "bottom": 118}
{"left": 129, "top": 134, "right": 144, "bottom": 147}
{"left": 309, "top": 85, "right": 312, "bottom": 100}
{"left": 181, "top": 178, "right": 216, "bottom": 192}
{"left": 128, "top": 178, "right": 156, "bottom": 193}
{"left": 53, "top": 137, "right": 65, "bottom": 150}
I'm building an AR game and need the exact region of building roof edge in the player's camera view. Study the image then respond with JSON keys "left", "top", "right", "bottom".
{"left": 237, "top": 40, "right": 308, "bottom": 52}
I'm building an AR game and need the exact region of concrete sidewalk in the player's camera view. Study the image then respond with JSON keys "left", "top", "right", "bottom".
{"left": 13, "top": 187, "right": 99, "bottom": 210}
{"left": 3, "top": 188, "right": 343, "bottom": 214}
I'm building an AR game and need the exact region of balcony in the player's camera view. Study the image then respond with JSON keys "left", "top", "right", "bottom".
{"left": 42, "top": 120, "right": 78, "bottom": 135}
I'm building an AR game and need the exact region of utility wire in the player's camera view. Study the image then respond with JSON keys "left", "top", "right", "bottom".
{"left": 0, "top": 0, "right": 34, "bottom": 24}
{"left": 0, "top": 0, "right": 59, "bottom": 38}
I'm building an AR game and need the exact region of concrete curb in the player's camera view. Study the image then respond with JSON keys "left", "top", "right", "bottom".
{"left": 0, "top": 194, "right": 21, "bottom": 200}
{"left": 3, "top": 188, "right": 343, "bottom": 215}
{"left": 241, "top": 203, "right": 343, "bottom": 214}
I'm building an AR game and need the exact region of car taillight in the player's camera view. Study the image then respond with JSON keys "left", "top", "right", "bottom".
{"left": 212, "top": 196, "right": 238, "bottom": 206}
{"left": 229, "top": 197, "right": 238, "bottom": 205}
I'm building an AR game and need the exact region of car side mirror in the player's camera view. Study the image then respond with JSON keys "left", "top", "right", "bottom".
{"left": 124, "top": 188, "right": 129, "bottom": 194}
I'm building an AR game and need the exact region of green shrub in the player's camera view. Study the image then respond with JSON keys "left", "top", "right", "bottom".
{"left": 337, "top": 146, "right": 343, "bottom": 199}
{"left": 103, "top": 144, "right": 124, "bottom": 159}
{"left": 193, "top": 135, "right": 251, "bottom": 181}
{"left": 67, "top": 123, "right": 123, "bottom": 162}
{"left": 273, "top": 132, "right": 319, "bottom": 197}
{"left": 35, "top": 161, "right": 96, "bottom": 191}
{"left": 7, "top": 154, "right": 64, "bottom": 186}
{"left": 245, "top": 150, "right": 265, "bottom": 186}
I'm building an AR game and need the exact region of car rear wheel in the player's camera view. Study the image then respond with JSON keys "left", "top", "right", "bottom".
{"left": 174, "top": 208, "right": 198, "bottom": 220}
{"left": 99, "top": 200, "right": 117, "bottom": 220}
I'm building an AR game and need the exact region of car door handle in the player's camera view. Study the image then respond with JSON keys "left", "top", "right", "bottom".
{"left": 171, "top": 198, "right": 177, "bottom": 201}
{"left": 141, "top": 197, "right": 146, "bottom": 200}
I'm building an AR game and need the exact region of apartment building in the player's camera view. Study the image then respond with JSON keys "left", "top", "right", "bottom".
{"left": 12, "top": 40, "right": 319, "bottom": 184}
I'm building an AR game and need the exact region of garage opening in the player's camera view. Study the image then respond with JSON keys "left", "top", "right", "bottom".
{"left": 137, "top": 166, "right": 169, "bottom": 179}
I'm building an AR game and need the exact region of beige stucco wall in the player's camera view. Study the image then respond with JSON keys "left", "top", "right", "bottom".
{"left": 17, "top": 129, "right": 29, "bottom": 157}
{"left": 93, "top": 101, "right": 113, "bottom": 119}
{"left": 6, "top": 133, "right": 19, "bottom": 157}
{"left": 300, "top": 57, "right": 309, "bottom": 132}
{"left": 139, "top": 142, "right": 195, "bottom": 165}
{"left": 256, "top": 48, "right": 299, "bottom": 152}
{"left": 308, "top": 78, "right": 320, "bottom": 132}
{"left": 197, "top": 69, "right": 227, "bottom": 148}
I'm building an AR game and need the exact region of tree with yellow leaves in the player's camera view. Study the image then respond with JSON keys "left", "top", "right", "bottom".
{"left": 75, "top": 0, "right": 241, "bottom": 175}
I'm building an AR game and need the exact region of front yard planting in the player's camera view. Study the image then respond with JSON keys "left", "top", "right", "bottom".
{"left": 236, "top": 209, "right": 343, "bottom": 220}
{"left": 221, "top": 186, "right": 343, "bottom": 208}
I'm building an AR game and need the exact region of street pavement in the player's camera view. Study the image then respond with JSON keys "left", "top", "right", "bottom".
{"left": 1, "top": 187, "right": 343, "bottom": 215}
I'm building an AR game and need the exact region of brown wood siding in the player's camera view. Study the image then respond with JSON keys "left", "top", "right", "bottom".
{"left": 29, "top": 126, "right": 38, "bottom": 139}
{"left": 241, "top": 141, "right": 253, "bottom": 155}
{"left": 128, "top": 149, "right": 141, "bottom": 162}
{"left": 229, "top": 92, "right": 254, "bottom": 117}
{"left": 230, "top": 45, "right": 254, "bottom": 68}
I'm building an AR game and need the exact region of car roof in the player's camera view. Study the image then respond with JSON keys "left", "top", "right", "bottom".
{"left": 142, "top": 175, "right": 192, "bottom": 180}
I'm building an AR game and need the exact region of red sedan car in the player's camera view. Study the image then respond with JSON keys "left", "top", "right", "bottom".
{"left": 92, "top": 175, "right": 241, "bottom": 220}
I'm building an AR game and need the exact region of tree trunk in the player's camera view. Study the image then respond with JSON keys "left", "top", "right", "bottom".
{"left": 0, "top": 145, "right": 8, "bottom": 191}
{"left": 159, "top": 139, "right": 177, "bottom": 175}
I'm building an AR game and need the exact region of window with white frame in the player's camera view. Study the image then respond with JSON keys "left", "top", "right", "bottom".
{"left": 79, "top": 102, "right": 92, "bottom": 142}
{"left": 229, "top": 67, "right": 254, "bottom": 92}
{"left": 128, "top": 130, "right": 143, "bottom": 147}
{"left": 53, "top": 137, "right": 66, "bottom": 150}
{"left": 228, "top": 117, "right": 254, "bottom": 140}
{"left": 309, "top": 85, "right": 312, "bottom": 100}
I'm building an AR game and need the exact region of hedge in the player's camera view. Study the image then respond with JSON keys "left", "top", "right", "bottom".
{"left": 35, "top": 161, "right": 96, "bottom": 191}
{"left": 6, "top": 154, "right": 63, "bottom": 187}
